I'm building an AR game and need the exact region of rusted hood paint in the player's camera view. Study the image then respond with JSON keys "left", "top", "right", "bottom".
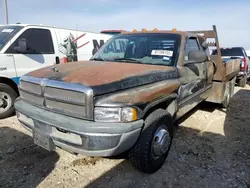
{"left": 27, "top": 61, "right": 179, "bottom": 95}
{"left": 95, "top": 79, "right": 180, "bottom": 107}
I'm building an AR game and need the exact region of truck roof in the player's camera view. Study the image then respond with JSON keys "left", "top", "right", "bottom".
{"left": 121, "top": 29, "right": 202, "bottom": 38}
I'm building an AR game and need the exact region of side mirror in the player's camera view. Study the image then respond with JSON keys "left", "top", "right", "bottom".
{"left": 188, "top": 50, "right": 208, "bottom": 62}
{"left": 14, "top": 38, "right": 27, "bottom": 53}
{"left": 201, "top": 41, "right": 208, "bottom": 49}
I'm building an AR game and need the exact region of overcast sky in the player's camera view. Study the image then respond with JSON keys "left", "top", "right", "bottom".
{"left": 0, "top": 0, "right": 249, "bottom": 49}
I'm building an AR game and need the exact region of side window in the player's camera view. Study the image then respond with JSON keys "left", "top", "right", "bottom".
{"left": 184, "top": 37, "right": 200, "bottom": 59}
{"left": 6, "top": 28, "right": 54, "bottom": 54}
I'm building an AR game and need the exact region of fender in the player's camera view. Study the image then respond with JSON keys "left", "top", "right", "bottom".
{"left": 142, "top": 93, "right": 178, "bottom": 118}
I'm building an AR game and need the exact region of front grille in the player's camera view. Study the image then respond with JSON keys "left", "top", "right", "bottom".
{"left": 45, "top": 87, "right": 86, "bottom": 104}
{"left": 19, "top": 76, "right": 93, "bottom": 120}
{"left": 20, "top": 90, "right": 43, "bottom": 106}
{"left": 45, "top": 99, "right": 86, "bottom": 118}
{"left": 19, "top": 80, "right": 42, "bottom": 95}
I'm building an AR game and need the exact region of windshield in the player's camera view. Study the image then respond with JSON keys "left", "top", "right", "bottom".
{"left": 212, "top": 48, "right": 244, "bottom": 57}
{"left": 0, "top": 25, "right": 23, "bottom": 51}
{"left": 90, "top": 33, "right": 181, "bottom": 66}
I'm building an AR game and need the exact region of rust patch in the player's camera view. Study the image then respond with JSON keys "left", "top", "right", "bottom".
{"left": 27, "top": 61, "right": 176, "bottom": 87}
{"left": 27, "top": 61, "right": 101, "bottom": 78}
{"left": 95, "top": 79, "right": 180, "bottom": 106}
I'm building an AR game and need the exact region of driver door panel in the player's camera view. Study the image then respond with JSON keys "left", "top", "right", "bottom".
{"left": 176, "top": 37, "right": 208, "bottom": 119}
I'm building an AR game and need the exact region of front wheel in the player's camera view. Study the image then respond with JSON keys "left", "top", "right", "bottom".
{"left": 0, "top": 83, "right": 18, "bottom": 119}
{"left": 128, "top": 109, "right": 174, "bottom": 174}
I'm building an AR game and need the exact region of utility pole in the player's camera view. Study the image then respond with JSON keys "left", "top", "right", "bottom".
{"left": 4, "top": 0, "right": 9, "bottom": 24}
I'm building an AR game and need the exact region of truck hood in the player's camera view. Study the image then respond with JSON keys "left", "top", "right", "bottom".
{"left": 27, "top": 61, "right": 178, "bottom": 95}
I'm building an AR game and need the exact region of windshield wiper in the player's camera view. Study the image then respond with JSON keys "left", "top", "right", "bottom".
{"left": 113, "top": 58, "right": 142, "bottom": 63}
{"left": 90, "top": 57, "right": 104, "bottom": 61}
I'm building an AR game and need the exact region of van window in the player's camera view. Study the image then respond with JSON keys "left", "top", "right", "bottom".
{"left": 0, "top": 25, "right": 23, "bottom": 51}
{"left": 6, "top": 28, "right": 54, "bottom": 54}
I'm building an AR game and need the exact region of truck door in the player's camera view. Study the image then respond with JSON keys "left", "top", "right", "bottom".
{"left": 5, "top": 28, "right": 56, "bottom": 78}
{"left": 0, "top": 54, "right": 18, "bottom": 83}
{"left": 176, "top": 37, "right": 208, "bottom": 118}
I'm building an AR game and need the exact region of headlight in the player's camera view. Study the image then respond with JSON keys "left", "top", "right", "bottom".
{"left": 94, "top": 107, "right": 137, "bottom": 122}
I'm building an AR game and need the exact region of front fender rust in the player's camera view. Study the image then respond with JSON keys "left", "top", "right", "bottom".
{"left": 94, "top": 79, "right": 181, "bottom": 106}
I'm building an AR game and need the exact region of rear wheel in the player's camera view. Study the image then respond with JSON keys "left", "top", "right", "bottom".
{"left": 128, "top": 109, "right": 174, "bottom": 174}
{"left": 222, "top": 77, "right": 236, "bottom": 108}
{"left": 0, "top": 83, "right": 18, "bottom": 119}
{"left": 239, "top": 75, "right": 247, "bottom": 87}
{"left": 222, "top": 89, "right": 230, "bottom": 108}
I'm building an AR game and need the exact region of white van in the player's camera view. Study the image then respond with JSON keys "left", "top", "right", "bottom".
{"left": 0, "top": 24, "right": 113, "bottom": 119}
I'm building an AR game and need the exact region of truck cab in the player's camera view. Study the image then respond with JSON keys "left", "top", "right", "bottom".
{"left": 14, "top": 25, "right": 240, "bottom": 174}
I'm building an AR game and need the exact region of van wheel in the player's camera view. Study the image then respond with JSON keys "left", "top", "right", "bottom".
{"left": 239, "top": 75, "right": 247, "bottom": 87}
{"left": 128, "top": 109, "right": 174, "bottom": 174}
{"left": 0, "top": 83, "right": 18, "bottom": 119}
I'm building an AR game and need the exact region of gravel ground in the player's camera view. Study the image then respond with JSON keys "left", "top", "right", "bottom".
{"left": 0, "top": 85, "right": 250, "bottom": 188}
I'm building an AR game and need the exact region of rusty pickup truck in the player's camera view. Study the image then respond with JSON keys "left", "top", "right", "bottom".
{"left": 14, "top": 25, "right": 240, "bottom": 173}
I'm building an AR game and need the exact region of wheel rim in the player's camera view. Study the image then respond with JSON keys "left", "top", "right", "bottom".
{"left": 151, "top": 125, "right": 171, "bottom": 159}
{"left": 0, "top": 92, "right": 12, "bottom": 113}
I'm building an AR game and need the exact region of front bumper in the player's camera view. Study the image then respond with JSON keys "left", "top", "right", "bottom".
{"left": 14, "top": 99, "right": 144, "bottom": 156}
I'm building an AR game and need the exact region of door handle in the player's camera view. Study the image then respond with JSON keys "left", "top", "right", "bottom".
{"left": 55, "top": 56, "right": 60, "bottom": 64}
{"left": 6, "top": 54, "right": 13, "bottom": 57}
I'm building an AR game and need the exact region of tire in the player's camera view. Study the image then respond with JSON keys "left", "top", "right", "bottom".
{"left": 0, "top": 83, "right": 18, "bottom": 119}
{"left": 222, "top": 77, "right": 236, "bottom": 108}
{"left": 239, "top": 75, "right": 247, "bottom": 87}
{"left": 222, "top": 91, "right": 230, "bottom": 108}
{"left": 128, "top": 109, "right": 174, "bottom": 174}
{"left": 229, "top": 77, "right": 236, "bottom": 97}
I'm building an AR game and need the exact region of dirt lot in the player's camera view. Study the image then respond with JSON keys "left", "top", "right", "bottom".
{"left": 0, "top": 85, "right": 250, "bottom": 188}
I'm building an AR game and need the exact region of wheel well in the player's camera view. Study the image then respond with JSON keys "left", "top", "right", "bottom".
{"left": 143, "top": 98, "right": 177, "bottom": 119}
{"left": 0, "top": 77, "right": 19, "bottom": 95}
